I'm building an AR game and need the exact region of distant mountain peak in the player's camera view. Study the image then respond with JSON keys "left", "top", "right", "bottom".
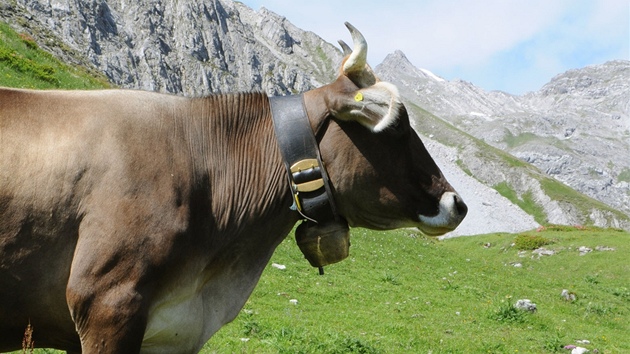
{"left": 539, "top": 60, "right": 630, "bottom": 99}
{"left": 380, "top": 50, "right": 445, "bottom": 82}
{"left": 384, "top": 50, "right": 409, "bottom": 62}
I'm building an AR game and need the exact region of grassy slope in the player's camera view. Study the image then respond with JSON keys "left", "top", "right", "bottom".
{"left": 0, "top": 21, "right": 109, "bottom": 89}
{"left": 205, "top": 227, "right": 629, "bottom": 353}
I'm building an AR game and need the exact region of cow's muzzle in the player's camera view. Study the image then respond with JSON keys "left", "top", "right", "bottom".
{"left": 418, "top": 192, "right": 467, "bottom": 236}
{"left": 295, "top": 220, "right": 350, "bottom": 271}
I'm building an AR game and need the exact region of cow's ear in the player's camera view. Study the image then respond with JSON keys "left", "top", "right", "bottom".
{"left": 333, "top": 81, "right": 402, "bottom": 132}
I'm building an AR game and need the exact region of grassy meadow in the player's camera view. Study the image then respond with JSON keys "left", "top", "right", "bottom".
{"left": 200, "top": 226, "right": 629, "bottom": 353}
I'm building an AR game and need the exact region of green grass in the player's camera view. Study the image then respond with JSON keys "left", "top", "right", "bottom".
{"left": 513, "top": 233, "right": 554, "bottom": 250}
{"left": 539, "top": 177, "right": 627, "bottom": 222}
{"left": 0, "top": 21, "right": 110, "bottom": 89}
{"left": 617, "top": 167, "right": 630, "bottom": 183}
{"left": 503, "top": 131, "right": 541, "bottom": 148}
{"left": 201, "top": 226, "right": 629, "bottom": 353}
{"left": 494, "top": 182, "right": 548, "bottom": 224}
{"left": 503, "top": 130, "right": 569, "bottom": 152}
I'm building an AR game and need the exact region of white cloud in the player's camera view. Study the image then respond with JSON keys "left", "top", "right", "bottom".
{"left": 404, "top": 1, "right": 569, "bottom": 67}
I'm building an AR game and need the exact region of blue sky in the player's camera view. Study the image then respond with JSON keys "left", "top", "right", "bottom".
{"left": 239, "top": 0, "right": 629, "bottom": 95}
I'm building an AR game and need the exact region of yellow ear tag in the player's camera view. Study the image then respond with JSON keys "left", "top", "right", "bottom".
{"left": 354, "top": 92, "right": 363, "bottom": 102}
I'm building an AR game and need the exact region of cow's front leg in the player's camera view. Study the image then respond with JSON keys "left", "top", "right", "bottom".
{"left": 66, "top": 245, "right": 152, "bottom": 353}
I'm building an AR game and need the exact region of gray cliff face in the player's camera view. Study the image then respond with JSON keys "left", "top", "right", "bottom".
{"left": 377, "top": 52, "right": 630, "bottom": 220}
{"left": 516, "top": 61, "right": 629, "bottom": 215}
{"left": 8, "top": 0, "right": 342, "bottom": 95}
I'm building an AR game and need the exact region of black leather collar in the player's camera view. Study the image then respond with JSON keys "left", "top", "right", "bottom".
{"left": 269, "top": 95, "right": 338, "bottom": 224}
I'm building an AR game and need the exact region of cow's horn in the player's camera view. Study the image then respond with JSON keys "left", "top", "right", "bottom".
{"left": 342, "top": 22, "right": 367, "bottom": 75}
{"left": 338, "top": 40, "right": 352, "bottom": 56}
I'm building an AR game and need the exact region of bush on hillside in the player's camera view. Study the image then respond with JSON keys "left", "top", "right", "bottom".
{"left": 514, "top": 234, "right": 554, "bottom": 250}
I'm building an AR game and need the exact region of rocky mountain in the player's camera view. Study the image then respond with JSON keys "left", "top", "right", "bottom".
{"left": 2, "top": 0, "right": 629, "bottom": 233}
{"left": 2, "top": 0, "right": 342, "bottom": 95}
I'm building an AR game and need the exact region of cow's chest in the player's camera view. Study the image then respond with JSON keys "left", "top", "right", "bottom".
{"left": 140, "top": 264, "right": 261, "bottom": 354}
{"left": 141, "top": 288, "right": 205, "bottom": 353}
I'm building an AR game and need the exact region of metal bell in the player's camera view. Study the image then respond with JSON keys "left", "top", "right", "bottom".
{"left": 295, "top": 221, "right": 350, "bottom": 269}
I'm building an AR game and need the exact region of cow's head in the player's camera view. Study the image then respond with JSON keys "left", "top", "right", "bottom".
{"left": 302, "top": 23, "right": 467, "bottom": 238}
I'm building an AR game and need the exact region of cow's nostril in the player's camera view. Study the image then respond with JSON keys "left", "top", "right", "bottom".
{"left": 454, "top": 194, "right": 468, "bottom": 217}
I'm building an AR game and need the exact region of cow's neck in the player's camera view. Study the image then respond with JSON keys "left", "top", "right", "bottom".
{"left": 182, "top": 92, "right": 297, "bottom": 236}
{"left": 138, "top": 92, "right": 306, "bottom": 350}
{"left": 145, "top": 93, "right": 301, "bottom": 346}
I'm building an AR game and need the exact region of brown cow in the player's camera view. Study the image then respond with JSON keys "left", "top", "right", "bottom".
{"left": 0, "top": 23, "right": 466, "bottom": 353}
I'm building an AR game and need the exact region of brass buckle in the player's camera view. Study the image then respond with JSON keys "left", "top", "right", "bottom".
{"left": 290, "top": 159, "right": 324, "bottom": 192}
